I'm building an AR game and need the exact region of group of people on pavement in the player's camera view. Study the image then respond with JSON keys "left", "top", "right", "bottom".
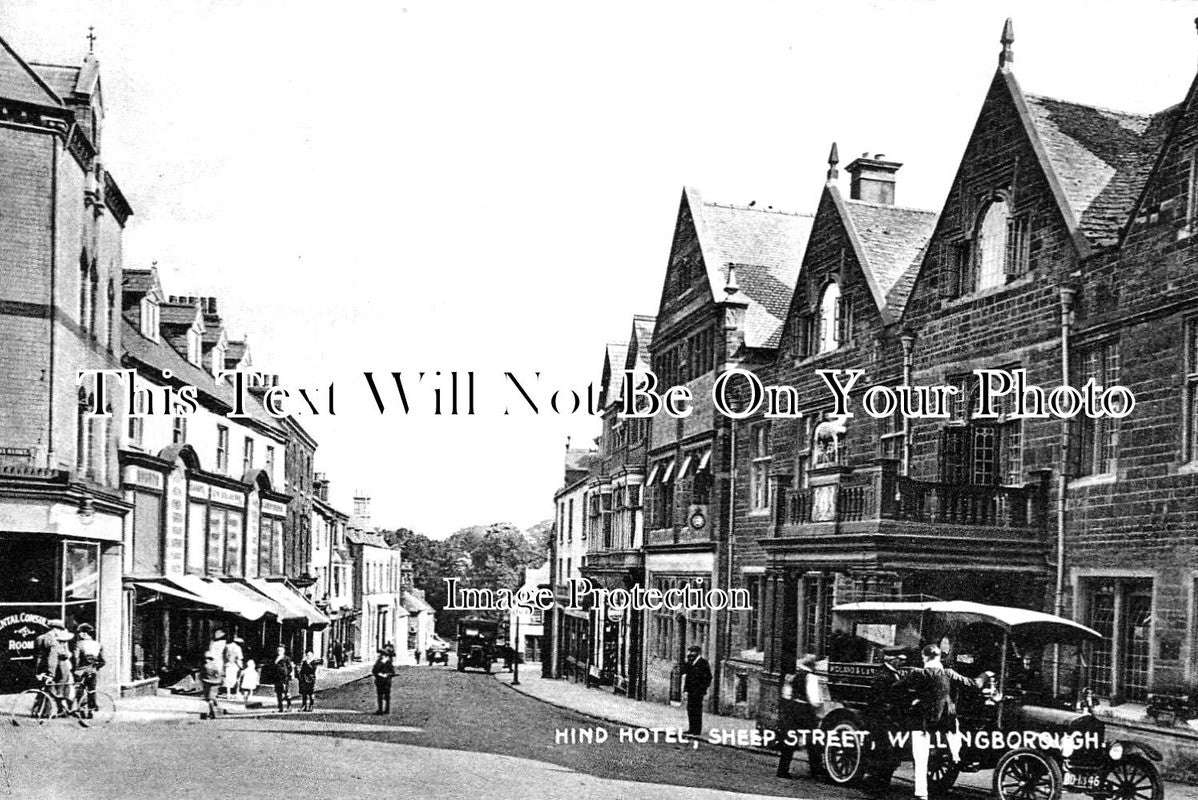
{"left": 198, "top": 630, "right": 324, "bottom": 719}
{"left": 775, "top": 643, "right": 990, "bottom": 800}
{"left": 32, "top": 619, "right": 105, "bottom": 714}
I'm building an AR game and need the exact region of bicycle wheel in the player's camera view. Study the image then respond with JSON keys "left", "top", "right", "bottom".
{"left": 76, "top": 691, "right": 115, "bottom": 727}
{"left": 9, "top": 689, "right": 58, "bottom": 726}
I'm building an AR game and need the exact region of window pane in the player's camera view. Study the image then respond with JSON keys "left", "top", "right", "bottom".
{"left": 977, "top": 199, "right": 1009, "bottom": 291}
{"left": 63, "top": 542, "right": 99, "bottom": 602}
{"left": 132, "top": 491, "right": 162, "bottom": 575}
{"left": 0, "top": 539, "right": 59, "bottom": 603}
{"left": 207, "top": 508, "right": 225, "bottom": 575}
{"left": 187, "top": 503, "right": 206, "bottom": 572}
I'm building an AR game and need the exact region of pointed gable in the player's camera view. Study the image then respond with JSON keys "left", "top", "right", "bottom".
{"left": 0, "top": 36, "right": 63, "bottom": 108}
{"left": 654, "top": 187, "right": 813, "bottom": 350}
{"left": 699, "top": 201, "right": 814, "bottom": 348}
{"left": 598, "top": 342, "right": 630, "bottom": 409}
{"left": 840, "top": 198, "right": 937, "bottom": 319}
{"left": 630, "top": 315, "right": 655, "bottom": 371}
{"left": 1021, "top": 93, "right": 1176, "bottom": 249}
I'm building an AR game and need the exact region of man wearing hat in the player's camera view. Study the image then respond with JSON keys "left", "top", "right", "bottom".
{"left": 33, "top": 619, "right": 73, "bottom": 699}
{"left": 776, "top": 654, "right": 823, "bottom": 779}
{"left": 72, "top": 624, "right": 105, "bottom": 716}
{"left": 862, "top": 646, "right": 913, "bottom": 791}
{"left": 680, "top": 644, "right": 712, "bottom": 738}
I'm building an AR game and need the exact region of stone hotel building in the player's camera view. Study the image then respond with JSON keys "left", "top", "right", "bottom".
{"left": 549, "top": 20, "right": 1198, "bottom": 772}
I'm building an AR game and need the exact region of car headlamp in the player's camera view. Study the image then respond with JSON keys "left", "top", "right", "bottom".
{"left": 1108, "top": 742, "right": 1123, "bottom": 761}
{"left": 1061, "top": 737, "right": 1076, "bottom": 758}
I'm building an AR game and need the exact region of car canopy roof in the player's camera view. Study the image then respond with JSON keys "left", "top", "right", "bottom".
{"left": 832, "top": 601, "right": 1100, "bottom": 644}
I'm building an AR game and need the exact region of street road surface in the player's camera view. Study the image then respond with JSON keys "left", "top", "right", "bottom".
{"left": 0, "top": 666, "right": 943, "bottom": 799}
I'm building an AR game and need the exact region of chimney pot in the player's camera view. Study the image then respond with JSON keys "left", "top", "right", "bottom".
{"left": 845, "top": 154, "right": 902, "bottom": 205}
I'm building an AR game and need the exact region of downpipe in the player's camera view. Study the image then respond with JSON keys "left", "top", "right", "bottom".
{"left": 1054, "top": 286, "right": 1075, "bottom": 695}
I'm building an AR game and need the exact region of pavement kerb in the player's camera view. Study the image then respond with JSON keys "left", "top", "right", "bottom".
{"left": 491, "top": 673, "right": 779, "bottom": 759}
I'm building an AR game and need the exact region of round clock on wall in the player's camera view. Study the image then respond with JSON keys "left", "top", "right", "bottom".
{"left": 690, "top": 511, "right": 706, "bottom": 530}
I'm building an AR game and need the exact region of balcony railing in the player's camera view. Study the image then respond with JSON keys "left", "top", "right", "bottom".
{"left": 779, "top": 460, "right": 1049, "bottom": 530}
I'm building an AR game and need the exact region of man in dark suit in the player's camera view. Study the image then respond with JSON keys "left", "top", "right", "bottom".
{"left": 896, "top": 644, "right": 986, "bottom": 800}
{"left": 680, "top": 644, "right": 712, "bottom": 737}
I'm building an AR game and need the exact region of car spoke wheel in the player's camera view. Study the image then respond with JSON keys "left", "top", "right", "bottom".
{"left": 1104, "top": 758, "right": 1163, "bottom": 800}
{"left": 821, "top": 720, "right": 866, "bottom": 786}
{"left": 993, "top": 749, "right": 1062, "bottom": 800}
{"left": 928, "top": 746, "right": 960, "bottom": 796}
{"left": 10, "top": 689, "right": 57, "bottom": 727}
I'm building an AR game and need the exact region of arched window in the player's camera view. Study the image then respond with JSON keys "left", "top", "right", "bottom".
{"left": 976, "top": 196, "right": 1010, "bottom": 292}
{"left": 818, "top": 282, "right": 842, "bottom": 353}
{"left": 813, "top": 417, "right": 845, "bottom": 467}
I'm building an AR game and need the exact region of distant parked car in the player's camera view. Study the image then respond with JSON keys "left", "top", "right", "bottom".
{"left": 426, "top": 634, "right": 450, "bottom": 666}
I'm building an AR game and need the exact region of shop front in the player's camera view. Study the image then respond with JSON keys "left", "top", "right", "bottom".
{"left": 0, "top": 537, "right": 108, "bottom": 693}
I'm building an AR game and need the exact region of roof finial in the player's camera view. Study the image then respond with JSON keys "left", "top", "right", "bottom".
{"left": 87, "top": 26, "right": 96, "bottom": 54}
{"left": 724, "top": 264, "right": 740, "bottom": 296}
{"left": 999, "top": 18, "right": 1014, "bottom": 71}
{"left": 827, "top": 142, "right": 839, "bottom": 182}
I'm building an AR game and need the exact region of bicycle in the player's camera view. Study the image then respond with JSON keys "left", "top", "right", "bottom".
{"left": 9, "top": 678, "right": 116, "bottom": 727}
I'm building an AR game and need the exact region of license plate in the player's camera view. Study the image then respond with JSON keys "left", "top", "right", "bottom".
{"left": 1063, "top": 771, "right": 1101, "bottom": 790}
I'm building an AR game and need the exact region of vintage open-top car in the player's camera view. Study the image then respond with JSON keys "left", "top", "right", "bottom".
{"left": 456, "top": 616, "right": 500, "bottom": 673}
{"left": 814, "top": 600, "right": 1164, "bottom": 800}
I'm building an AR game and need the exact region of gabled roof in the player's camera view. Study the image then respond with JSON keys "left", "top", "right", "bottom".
{"left": 841, "top": 198, "right": 937, "bottom": 318}
{"left": 0, "top": 36, "right": 63, "bottom": 108}
{"left": 599, "top": 343, "right": 629, "bottom": 409}
{"left": 685, "top": 188, "right": 814, "bottom": 349}
{"left": 122, "top": 318, "right": 285, "bottom": 438}
{"left": 346, "top": 528, "right": 391, "bottom": 549}
{"left": 29, "top": 63, "right": 80, "bottom": 101}
{"left": 631, "top": 315, "right": 655, "bottom": 362}
{"left": 159, "top": 301, "right": 202, "bottom": 328}
{"left": 122, "top": 269, "right": 162, "bottom": 301}
{"left": 565, "top": 448, "right": 598, "bottom": 473}
{"left": 1021, "top": 92, "right": 1176, "bottom": 249}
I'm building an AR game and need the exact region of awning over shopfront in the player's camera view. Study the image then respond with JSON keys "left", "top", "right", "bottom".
{"left": 221, "top": 579, "right": 302, "bottom": 624}
{"left": 171, "top": 575, "right": 271, "bottom": 622}
{"left": 248, "top": 579, "right": 331, "bottom": 630}
{"left": 129, "top": 580, "right": 216, "bottom": 608}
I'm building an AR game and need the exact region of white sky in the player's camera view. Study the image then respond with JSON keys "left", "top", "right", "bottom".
{"left": 2, "top": 1, "right": 1195, "bottom": 537}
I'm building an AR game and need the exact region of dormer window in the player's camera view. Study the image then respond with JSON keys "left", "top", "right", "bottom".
{"left": 212, "top": 343, "right": 226, "bottom": 376}
{"left": 140, "top": 296, "right": 159, "bottom": 341}
{"left": 187, "top": 326, "right": 201, "bottom": 366}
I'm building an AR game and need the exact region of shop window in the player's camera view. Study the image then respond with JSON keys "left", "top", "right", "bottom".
{"left": 186, "top": 502, "right": 207, "bottom": 574}
{"left": 0, "top": 539, "right": 60, "bottom": 603}
{"left": 132, "top": 492, "right": 162, "bottom": 575}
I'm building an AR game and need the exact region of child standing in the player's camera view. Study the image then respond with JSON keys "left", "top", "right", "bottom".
{"left": 239, "top": 658, "right": 260, "bottom": 703}
{"left": 298, "top": 651, "right": 321, "bottom": 711}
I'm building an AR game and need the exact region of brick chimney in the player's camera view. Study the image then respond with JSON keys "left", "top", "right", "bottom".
{"left": 314, "top": 472, "right": 330, "bottom": 501}
{"left": 845, "top": 153, "right": 901, "bottom": 205}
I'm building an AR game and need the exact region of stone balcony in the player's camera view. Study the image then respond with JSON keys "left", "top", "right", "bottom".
{"left": 768, "top": 459, "right": 1051, "bottom": 570}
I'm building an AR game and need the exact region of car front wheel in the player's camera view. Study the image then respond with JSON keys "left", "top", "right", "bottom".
{"left": 821, "top": 719, "right": 867, "bottom": 786}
